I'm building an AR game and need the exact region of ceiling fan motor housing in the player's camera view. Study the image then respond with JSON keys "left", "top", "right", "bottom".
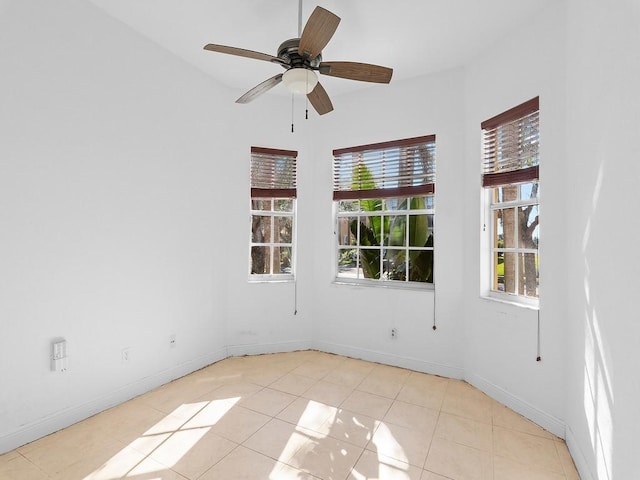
{"left": 278, "top": 38, "right": 322, "bottom": 69}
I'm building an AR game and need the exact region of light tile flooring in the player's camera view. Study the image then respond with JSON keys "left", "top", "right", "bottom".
{"left": 0, "top": 351, "right": 580, "bottom": 480}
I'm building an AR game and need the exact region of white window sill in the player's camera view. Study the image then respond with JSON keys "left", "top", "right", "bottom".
{"left": 333, "top": 278, "right": 434, "bottom": 292}
{"left": 480, "top": 292, "right": 539, "bottom": 311}
{"left": 249, "top": 276, "right": 295, "bottom": 284}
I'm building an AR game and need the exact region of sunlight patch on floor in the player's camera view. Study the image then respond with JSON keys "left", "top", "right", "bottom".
{"left": 83, "top": 397, "right": 240, "bottom": 480}
{"left": 371, "top": 421, "right": 408, "bottom": 464}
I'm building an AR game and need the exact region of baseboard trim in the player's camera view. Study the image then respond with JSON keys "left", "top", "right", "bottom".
{"left": 465, "top": 371, "right": 565, "bottom": 438}
{"left": 313, "top": 341, "right": 465, "bottom": 380}
{"left": 565, "top": 425, "right": 595, "bottom": 480}
{"left": 0, "top": 347, "right": 228, "bottom": 455}
{"left": 2, "top": 342, "right": 572, "bottom": 468}
{"left": 226, "top": 340, "right": 313, "bottom": 357}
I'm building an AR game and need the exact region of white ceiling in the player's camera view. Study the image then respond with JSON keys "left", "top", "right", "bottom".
{"left": 88, "top": 0, "right": 556, "bottom": 98}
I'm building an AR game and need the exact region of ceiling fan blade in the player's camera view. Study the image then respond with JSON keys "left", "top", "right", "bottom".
{"left": 236, "top": 74, "right": 283, "bottom": 104}
{"left": 298, "top": 6, "right": 341, "bottom": 59}
{"left": 319, "top": 61, "right": 393, "bottom": 84}
{"left": 204, "top": 44, "right": 285, "bottom": 65}
{"left": 307, "top": 82, "right": 334, "bottom": 115}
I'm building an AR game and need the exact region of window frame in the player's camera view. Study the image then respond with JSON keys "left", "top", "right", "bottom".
{"left": 481, "top": 98, "right": 539, "bottom": 306}
{"left": 334, "top": 196, "right": 435, "bottom": 289}
{"left": 249, "top": 197, "right": 296, "bottom": 282}
{"left": 249, "top": 147, "right": 297, "bottom": 282}
{"left": 332, "top": 135, "right": 436, "bottom": 289}
{"left": 486, "top": 183, "right": 539, "bottom": 306}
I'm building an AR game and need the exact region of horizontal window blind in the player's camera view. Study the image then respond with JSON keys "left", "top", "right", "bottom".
{"left": 481, "top": 97, "right": 539, "bottom": 188}
{"left": 251, "top": 146, "right": 297, "bottom": 198}
{"left": 333, "top": 135, "right": 436, "bottom": 201}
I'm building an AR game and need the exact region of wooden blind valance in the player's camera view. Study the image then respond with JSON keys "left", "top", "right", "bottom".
{"left": 482, "top": 97, "right": 539, "bottom": 188}
{"left": 333, "top": 135, "right": 436, "bottom": 201}
{"left": 250, "top": 146, "right": 297, "bottom": 198}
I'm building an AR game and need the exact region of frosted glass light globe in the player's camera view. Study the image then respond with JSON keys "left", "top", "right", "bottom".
{"left": 282, "top": 68, "right": 318, "bottom": 94}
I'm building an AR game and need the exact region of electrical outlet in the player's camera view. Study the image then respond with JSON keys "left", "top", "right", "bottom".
{"left": 122, "top": 348, "right": 131, "bottom": 364}
{"left": 51, "top": 339, "right": 68, "bottom": 372}
{"left": 391, "top": 328, "right": 398, "bottom": 339}
{"left": 169, "top": 334, "right": 176, "bottom": 348}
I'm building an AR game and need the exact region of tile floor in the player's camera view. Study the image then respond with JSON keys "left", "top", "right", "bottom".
{"left": 0, "top": 351, "right": 580, "bottom": 480}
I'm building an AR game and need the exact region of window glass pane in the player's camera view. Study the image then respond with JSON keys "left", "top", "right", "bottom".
{"left": 428, "top": 214, "right": 435, "bottom": 243}
{"left": 337, "top": 248, "right": 359, "bottom": 278}
{"left": 519, "top": 252, "right": 539, "bottom": 298}
{"left": 359, "top": 247, "right": 381, "bottom": 279}
{"left": 337, "top": 217, "right": 358, "bottom": 246}
{"left": 408, "top": 248, "right": 433, "bottom": 283}
{"left": 409, "top": 196, "right": 432, "bottom": 211}
{"left": 274, "top": 199, "right": 293, "bottom": 212}
{"left": 360, "top": 198, "right": 383, "bottom": 213}
{"left": 492, "top": 185, "right": 519, "bottom": 205}
{"left": 426, "top": 195, "right": 435, "bottom": 210}
{"left": 518, "top": 205, "right": 539, "bottom": 248}
{"left": 383, "top": 249, "right": 406, "bottom": 281}
{"left": 251, "top": 246, "right": 270, "bottom": 274}
{"left": 361, "top": 216, "right": 382, "bottom": 246}
{"left": 338, "top": 200, "right": 359, "bottom": 212}
{"left": 519, "top": 182, "right": 539, "bottom": 201}
{"left": 386, "top": 215, "right": 406, "bottom": 246}
{"left": 384, "top": 198, "right": 407, "bottom": 211}
{"left": 272, "top": 246, "right": 292, "bottom": 274}
{"left": 274, "top": 216, "right": 292, "bottom": 243}
{"left": 251, "top": 215, "right": 271, "bottom": 243}
{"left": 494, "top": 209, "right": 515, "bottom": 248}
{"left": 409, "top": 214, "right": 432, "bottom": 247}
{"left": 503, "top": 185, "right": 519, "bottom": 202}
{"left": 492, "top": 188, "right": 502, "bottom": 204}
{"left": 251, "top": 199, "right": 272, "bottom": 211}
{"left": 496, "top": 251, "right": 516, "bottom": 294}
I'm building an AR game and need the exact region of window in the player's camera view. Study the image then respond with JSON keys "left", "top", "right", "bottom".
{"left": 250, "top": 147, "right": 297, "bottom": 280}
{"left": 482, "top": 97, "right": 539, "bottom": 302}
{"left": 333, "top": 136, "right": 436, "bottom": 286}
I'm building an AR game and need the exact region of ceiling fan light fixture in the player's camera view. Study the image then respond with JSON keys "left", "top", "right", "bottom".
{"left": 282, "top": 68, "right": 318, "bottom": 94}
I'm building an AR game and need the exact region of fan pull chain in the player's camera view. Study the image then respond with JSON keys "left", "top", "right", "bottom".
{"left": 305, "top": 74, "right": 309, "bottom": 119}
{"left": 291, "top": 94, "right": 295, "bottom": 133}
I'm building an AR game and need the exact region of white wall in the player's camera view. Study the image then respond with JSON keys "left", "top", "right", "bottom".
{"left": 461, "top": 2, "right": 568, "bottom": 436}
{"left": 219, "top": 95, "right": 316, "bottom": 357}
{"left": 310, "top": 69, "right": 466, "bottom": 378}
{"left": 564, "top": 1, "right": 640, "bottom": 479}
{"left": 0, "top": 0, "right": 232, "bottom": 452}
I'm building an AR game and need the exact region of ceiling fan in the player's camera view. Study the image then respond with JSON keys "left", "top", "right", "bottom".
{"left": 203, "top": 5, "right": 393, "bottom": 115}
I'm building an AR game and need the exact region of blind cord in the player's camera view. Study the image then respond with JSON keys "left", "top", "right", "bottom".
{"left": 536, "top": 309, "right": 541, "bottom": 361}
{"left": 294, "top": 279, "right": 298, "bottom": 315}
{"left": 432, "top": 285, "right": 437, "bottom": 331}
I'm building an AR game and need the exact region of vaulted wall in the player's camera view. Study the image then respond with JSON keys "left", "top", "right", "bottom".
{"left": 0, "top": 0, "right": 233, "bottom": 449}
